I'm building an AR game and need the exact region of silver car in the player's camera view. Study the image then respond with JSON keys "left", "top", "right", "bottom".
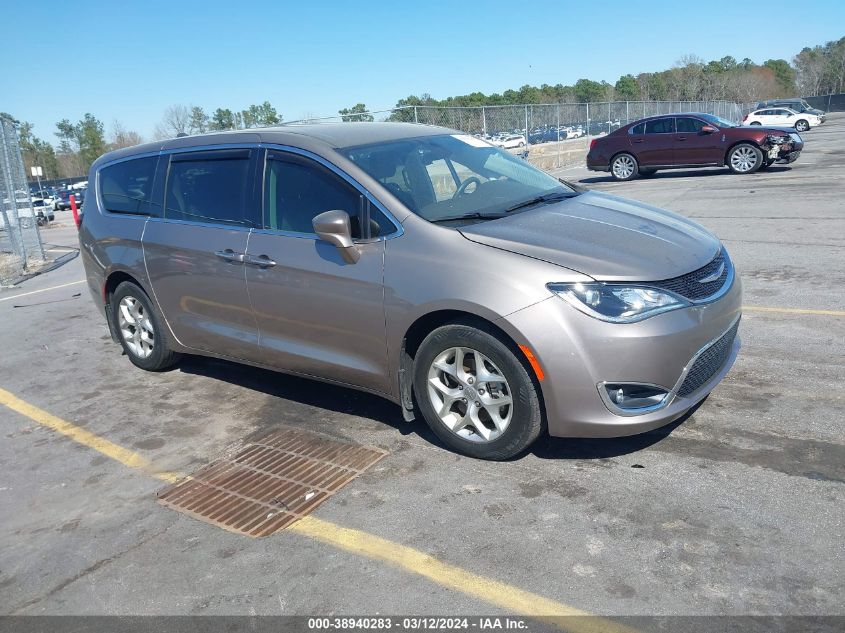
{"left": 79, "top": 123, "right": 741, "bottom": 459}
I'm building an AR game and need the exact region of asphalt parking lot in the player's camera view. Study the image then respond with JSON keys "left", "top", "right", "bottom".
{"left": 1, "top": 117, "right": 843, "bottom": 626}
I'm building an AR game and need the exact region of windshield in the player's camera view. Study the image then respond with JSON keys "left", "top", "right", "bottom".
{"left": 339, "top": 134, "right": 575, "bottom": 223}
{"left": 700, "top": 113, "right": 738, "bottom": 128}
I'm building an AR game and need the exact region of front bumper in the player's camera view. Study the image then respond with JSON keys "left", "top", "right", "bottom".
{"left": 500, "top": 272, "right": 742, "bottom": 438}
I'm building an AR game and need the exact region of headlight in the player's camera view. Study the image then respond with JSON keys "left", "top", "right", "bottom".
{"left": 765, "top": 134, "right": 787, "bottom": 145}
{"left": 548, "top": 282, "right": 690, "bottom": 323}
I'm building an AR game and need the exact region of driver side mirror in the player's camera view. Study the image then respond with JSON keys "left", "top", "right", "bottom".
{"left": 700, "top": 125, "right": 717, "bottom": 134}
{"left": 313, "top": 210, "right": 360, "bottom": 264}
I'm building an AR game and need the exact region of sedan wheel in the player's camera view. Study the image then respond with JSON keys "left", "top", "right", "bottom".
{"left": 611, "top": 153, "right": 638, "bottom": 180}
{"left": 795, "top": 119, "right": 809, "bottom": 132}
{"left": 427, "top": 346, "right": 513, "bottom": 443}
{"left": 728, "top": 144, "right": 763, "bottom": 174}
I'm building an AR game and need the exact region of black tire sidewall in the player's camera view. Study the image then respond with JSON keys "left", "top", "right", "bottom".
{"left": 412, "top": 324, "right": 543, "bottom": 460}
{"left": 795, "top": 120, "right": 808, "bottom": 131}
{"left": 611, "top": 153, "right": 639, "bottom": 181}
{"left": 111, "top": 281, "right": 176, "bottom": 371}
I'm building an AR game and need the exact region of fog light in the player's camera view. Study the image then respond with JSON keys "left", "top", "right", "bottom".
{"left": 601, "top": 383, "right": 670, "bottom": 414}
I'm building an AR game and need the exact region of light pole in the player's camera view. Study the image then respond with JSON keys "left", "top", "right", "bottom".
{"left": 31, "top": 165, "right": 48, "bottom": 225}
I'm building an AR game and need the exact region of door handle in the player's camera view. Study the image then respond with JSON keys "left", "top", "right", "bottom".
{"left": 215, "top": 249, "right": 244, "bottom": 263}
{"left": 676, "top": 136, "right": 687, "bottom": 141}
{"left": 244, "top": 254, "right": 277, "bottom": 268}
{"left": 633, "top": 139, "right": 644, "bottom": 143}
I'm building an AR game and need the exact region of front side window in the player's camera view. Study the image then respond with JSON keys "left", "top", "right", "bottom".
{"left": 99, "top": 156, "right": 159, "bottom": 216}
{"left": 264, "top": 152, "right": 390, "bottom": 239}
{"left": 675, "top": 117, "right": 705, "bottom": 133}
{"left": 645, "top": 118, "right": 675, "bottom": 134}
{"left": 340, "top": 134, "right": 574, "bottom": 223}
{"left": 164, "top": 150, "right": 253, "bottom": 226}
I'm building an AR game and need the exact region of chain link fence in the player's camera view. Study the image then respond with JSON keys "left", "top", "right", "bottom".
{"left": 287, "top": 100, "right": 745, "bottom": 171}
{"left": 1, "top": 116, "right": 46, "bottom": 286}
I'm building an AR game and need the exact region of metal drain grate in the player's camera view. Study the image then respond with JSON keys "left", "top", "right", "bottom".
{"left": 157, "top": 427, "right": 387, "bottom": 536}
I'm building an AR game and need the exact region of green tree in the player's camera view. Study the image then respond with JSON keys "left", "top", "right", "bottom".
{"left": 338, "top": 103, "right": 374, "bottom": 122}
{"left": 763, "top": 59, "right": 796, "bottom": 94}
{"left": 19, "top": 121, "right": 59, "bottom": 180}
{"left": 574, "top": 79, "right": 605, "bottom": 102}
{"left": 210, "top": 108, "right": 236, "bottom": 130}
{"left": 76, "top": 113, "right": 106, "bottom": 171}
{"left": 242, "top": 101, "right": 280, "bottom": 127}
{"left": 189, "top": 106, "right": 209, "bottom": 134}
{"left": 614, "top": 74, "right": 639, "bottom": 100}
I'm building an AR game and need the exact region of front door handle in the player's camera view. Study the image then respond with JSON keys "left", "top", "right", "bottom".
{"left": 676, "top": 136, "right": 687, "bottom": 141}
{"left": 215, "top": 249, "right": 244, "bottom": 263}
{"left": 244, "top": 254, "right": 277, "bottom": 268}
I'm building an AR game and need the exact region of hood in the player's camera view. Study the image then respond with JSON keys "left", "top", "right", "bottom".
{"left": 458, "top": 191, "right": 720, "bottom": 281}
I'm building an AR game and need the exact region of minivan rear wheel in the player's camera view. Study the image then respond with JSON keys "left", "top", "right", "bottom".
{"left": 413, "top": 324, "right": 543, "bottom": 460}
{"left": 111, "top": 281, "right": 179, "bottom": 371}
{"left": 610, "top": 153, "right": 639, "bottom": 180}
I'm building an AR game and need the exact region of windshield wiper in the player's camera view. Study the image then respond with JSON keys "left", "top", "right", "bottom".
{"left": 503, "top": 191, "right": 577, "bottom": 213}
{"left": 429, "top": 212, "right": 507, "bottom": 224}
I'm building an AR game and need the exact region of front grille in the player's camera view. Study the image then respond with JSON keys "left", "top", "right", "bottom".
{"left": 677, "top": 320, "right": 740, "bottom": 397}
{"left": 650, "top": 250, "right": 730, "bottom": 301}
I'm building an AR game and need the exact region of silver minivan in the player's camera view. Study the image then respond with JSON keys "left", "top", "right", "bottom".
{"left": 79, "top": 123, "right": 741, "bottom": 459}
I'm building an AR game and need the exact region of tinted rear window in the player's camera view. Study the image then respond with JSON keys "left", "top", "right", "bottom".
{"left": 645, "top": 118, "right": 675, "bottom": 134}
{"left": 99, "top": 157, "right": 159, "bottom": 216}
{"left": 629, "top": 123, "right": 645, "bottom": 135}
{"left": 164, "top": 150, "right": 254, "bottom": 226}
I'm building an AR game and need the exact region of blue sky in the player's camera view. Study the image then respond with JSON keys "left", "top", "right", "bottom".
{"left": 3, "top": 0, "right": 844, "bottom": 143}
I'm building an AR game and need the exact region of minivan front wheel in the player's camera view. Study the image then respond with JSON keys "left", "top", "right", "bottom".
{"left": 413, "top": 324, "right": 543, "bottom": 460}
{"left": 610, "top": 153, "right": 639, "bottom": 180}
{"left": 111, "top": 281, "right": 179, "bottom": 371}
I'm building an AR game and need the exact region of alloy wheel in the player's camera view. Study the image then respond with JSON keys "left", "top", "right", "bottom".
{"left": 730, "top": 146, "right": 758, "bottom": 173}
{"left": 427, "top": 347, "right": 513, "bottom": 443}
{"left": 117, "top": 295, "right": 155, "bottom": 358}
{"left": 612, "top": 155, "right": 635, "bottom": 179}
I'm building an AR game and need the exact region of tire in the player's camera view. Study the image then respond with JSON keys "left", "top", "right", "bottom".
{"left": 610, "top": 153, "right": 639, "bottom": 180}
{"left": 639, "top": 169, "right": 658, "bottom": 177}
{"left": 518, "top": 142, "right": 525, "bottom": 147}
{"left": 750, "top": 121, "right": 762, "bottom": 126}
{"left": 795, "top": 119, "right": 809, "bottom": 132}
{"left": 111, "top": 281, "right": 180, "bottom": 371}
{"left": 413, "top": 323, "right": 543, "bottom": 460}
{"left": 727, "top": 143, "right": 763, "bottom": 174}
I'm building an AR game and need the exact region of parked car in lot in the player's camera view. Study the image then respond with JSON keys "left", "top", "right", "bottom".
{"left": 80, "top": 123, "right": 741, "bottom": 459}
{"left": 55, "top": 188, "right": 85, "bottom": 210}
{"left": 755, "top": 98, "right": 825, "bottom": 123}
{"left": 1, "top": 196, "right": 55, "bottom": 228}
{"left": 587, "top": 112, "right": 803, "bottom": 180}
{"left": 743, "top": 107, "right": 821, "bottom": 132}
{"left": 492, "top": 134, "right": 526, "bottom": 149}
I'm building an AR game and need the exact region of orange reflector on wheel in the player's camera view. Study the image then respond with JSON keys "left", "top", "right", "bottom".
{"left": 518, "top": 344, "right": 545, "bottom": 381}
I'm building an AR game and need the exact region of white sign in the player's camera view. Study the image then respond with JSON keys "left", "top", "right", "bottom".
{"left": 30, "top": 166, "right": 43, "bottom": 177}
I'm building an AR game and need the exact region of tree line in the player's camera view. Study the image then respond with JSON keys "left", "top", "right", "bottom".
{"left": 8, "top": 34, "right": 843, "bottom": 181}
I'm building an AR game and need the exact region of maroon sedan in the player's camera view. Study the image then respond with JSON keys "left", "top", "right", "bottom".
{"left": 586, "top": 113, "right": 803, "bottom": 180}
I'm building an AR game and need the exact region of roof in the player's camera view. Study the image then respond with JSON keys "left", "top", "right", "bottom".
{"left": 92, "top": 122, "right": 457, "bottom": 170}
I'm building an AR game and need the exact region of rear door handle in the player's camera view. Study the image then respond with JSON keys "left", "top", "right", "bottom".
{"left": 676, "top": 136, "right": 687, "bottom": 141}
{"left": 215, "top": 249, "right": 244, "bottom": 263}
{"left": 244, "top": 254, "right": 277, "bottom": 268}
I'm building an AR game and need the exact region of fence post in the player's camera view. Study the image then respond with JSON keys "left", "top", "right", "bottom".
{"left": 586, "top": 102, "right": 590, "bottom": 135}
{"left": 524, "top": 105, "right": 529, "bottom": 139}
{"left": 482, "top": 107, "right": 487, "bottom": 137}
{"left": 556, "top": 103, "right": 561, "bottom": 169}
{"left": 413, "top": 106, "right": 418, "bottom": 124}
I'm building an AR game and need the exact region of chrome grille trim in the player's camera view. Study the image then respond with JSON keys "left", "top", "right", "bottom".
{"left": 648, "top": 249, "right": 733, "bottom": 303}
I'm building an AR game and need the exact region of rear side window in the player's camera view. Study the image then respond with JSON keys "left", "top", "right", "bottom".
{"left": 629, "top": 123, "right": 645, "bottom": 135}
{"left": 164, "top": 150, "right": 254, "bottom": 226}
{"left": 264, "top": 152, "right": 391, "bottom": 239}
{"left": 99, "top": 157, "right": 159, "bottom": 216}
{"left": 675, "top": 118, "right": 705, "bottom": 133}
{"left": 645, "top": 118, "right": 675, "bottom": 134}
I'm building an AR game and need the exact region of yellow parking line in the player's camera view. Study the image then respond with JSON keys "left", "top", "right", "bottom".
{"left": 0, "top": 279, "right": 86, "bottom": 302}
{"left": 743, "top": 305, "right": 845, "bottom": 317}
{"left": 0, "top": 387, "right": 181, "bottom": 484}
{"left": 0, "top": 386, "right": 637, "bottom": 633}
